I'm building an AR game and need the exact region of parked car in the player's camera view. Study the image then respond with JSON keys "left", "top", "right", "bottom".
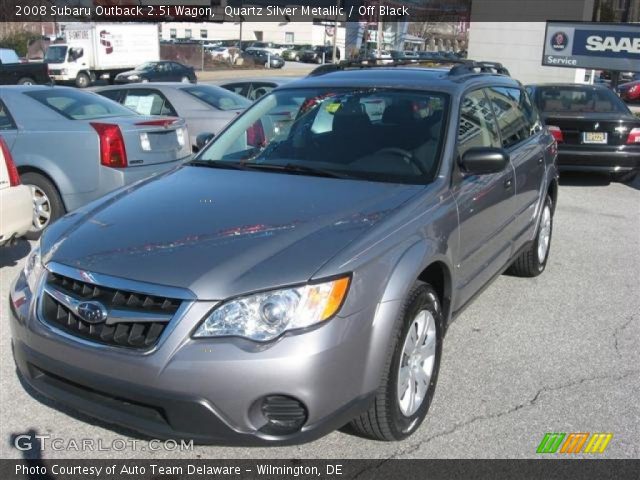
{"left": 0, "top": 48, "right": 50, "bottom": 85}
{"left": 282, "top": 45, "right": 313, "bottom": 61}
{"left": 245, "top": 42, "right": 285, "bottom": 57}
{"left": 10, "top": 63, "right": 558, "bottom": 445}
{"left": 241, "top": 50, "right": 285, "bottom": 69}
{"left": 114, "top": 61, "right": 197, "bottom": 84}
{"left": 617, "top": 80, "right": 640, "bottom": 104}
{"left": 390, "top": 50, "right": 418, "bottom": 63}
{"left": 205, "top": 46, "right": 234, "bottom": 61}
{"left": 0, "top": 85, "right": 191, "bottom": 237}
{"left": 94, "top": 83, "right": 249, "bottom": 150}
{"left": 0, "top": 135, "right": 31, "bottom": 246}
{"left": 527, "top": 83, "right": 639, "bottom": 183}
{"left": 418, "top": 51, "right": 444, "bottom": 61}
{"left": 301, "top": 46, "right": 341, "bottom": 64}
{"left": 219, "top": 77, "right": 299, "bottom": 101}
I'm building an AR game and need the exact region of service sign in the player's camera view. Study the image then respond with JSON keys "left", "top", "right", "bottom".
{"left": 542, "top": 21, "right": 640, "bottom": 71}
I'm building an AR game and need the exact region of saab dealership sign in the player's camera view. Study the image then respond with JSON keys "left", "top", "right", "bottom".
{"left": 543, "top": 22, "right": 640, "bottom": 71}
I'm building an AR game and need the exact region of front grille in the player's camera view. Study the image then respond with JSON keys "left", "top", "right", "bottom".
{"left": 40, "top": 273, "right": 181, "bottom": 349}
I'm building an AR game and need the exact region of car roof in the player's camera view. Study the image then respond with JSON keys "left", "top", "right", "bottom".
{"left": 282, "top": 67, "right": 518, "bottom": 93}
{"left": 527, "top": 83, "right": 610, "bottom": 90}
{"left": 92, "top": 82, "right": 204, "bottom": 91}
{"left": 219, "top": 77, "right": 300, "bottom": 85}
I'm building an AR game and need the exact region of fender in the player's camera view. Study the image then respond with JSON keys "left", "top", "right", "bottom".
{"left": 359, "top": 240, "right": 454, "bottom": 394}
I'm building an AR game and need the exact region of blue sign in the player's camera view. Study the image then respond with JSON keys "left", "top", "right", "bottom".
{"left": 542, "top": 22, "right": 640, "bottom": 71}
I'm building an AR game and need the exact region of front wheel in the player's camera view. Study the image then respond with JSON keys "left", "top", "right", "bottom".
{"left": 508, "top": 195, "right": 553, "bottom": 277}
{"left": 75, "top": 72, "right": 91, "bottom": 88}
{"left": 350, "top": 281, "right": 442, "bottom": 441}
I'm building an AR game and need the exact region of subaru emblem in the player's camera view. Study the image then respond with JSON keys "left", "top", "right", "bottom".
{"left": 76, "top": 301, "right": 108, "bottom": 324}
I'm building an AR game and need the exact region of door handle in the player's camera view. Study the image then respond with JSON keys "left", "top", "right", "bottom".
{"left": 504, "top": 177, "right": 513, "bottom": 189}
{"left": 537, "top": 157, "right": 544, "bottom": 165}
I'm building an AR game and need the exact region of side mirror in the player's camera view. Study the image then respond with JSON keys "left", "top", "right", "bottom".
{"left": 460, "top": 147, "right": 509, "bottom": 175}
{"left": 195, "top": 132, "right": 215, "bottom": 151}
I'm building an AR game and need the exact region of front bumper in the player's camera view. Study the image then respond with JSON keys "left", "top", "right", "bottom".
{"left": 9, "top": 269, "right": 378, "bottom": 444}
{"left": 557, "top": 147, "right": 640, "bottom": 173}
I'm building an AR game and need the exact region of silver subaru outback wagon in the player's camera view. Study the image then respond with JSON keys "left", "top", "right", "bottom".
{"left": 10, "top": 63, "right": 558, "bottom": 444}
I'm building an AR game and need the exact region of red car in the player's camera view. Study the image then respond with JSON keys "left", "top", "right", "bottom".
{"left": 618, "top": 80, "right": 640, "bottom": 103}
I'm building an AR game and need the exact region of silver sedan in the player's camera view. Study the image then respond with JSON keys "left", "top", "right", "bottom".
{"left": 93, "top": 83, "right": 250, "bottom": 150}
{"left": 0, "top": 85, "right": 191, "bottom": 237}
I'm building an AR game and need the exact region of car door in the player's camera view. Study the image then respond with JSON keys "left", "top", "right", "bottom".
{"left": 451, "top": 88, "right": 517, "bottom": 311}
{"left": 485, "top": 86, "right": 545, "bottom": 248}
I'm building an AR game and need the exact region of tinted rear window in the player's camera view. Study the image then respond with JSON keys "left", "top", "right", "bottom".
{"left": 25, "top": 89, "right": 136, "bottom": 120}
{"left": 182, "top": 85, "right": 250, "bottom": 111}
{"left": 536, "top": 86, "right": 627, "bottom": 114}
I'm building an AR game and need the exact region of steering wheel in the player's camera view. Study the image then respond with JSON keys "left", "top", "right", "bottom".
{"left": 376, "top": 147, "right": 428, "bottom": 175}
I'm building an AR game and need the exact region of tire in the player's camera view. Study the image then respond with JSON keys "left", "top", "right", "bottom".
{"left": 612, "top": 170, "right": 638, "bottom": 183}
{"left": 350, "top": 281, "right": 443, "bottom": 441}
{"left": 17, "top": 77, "right": 35, "bottom": 85}
{"left": 20, "top": 172, "right": 65, "bottom": 240}
{"left": 507, "top": 195, "right": 553, "bottom": 277}
{"left": 75, "top": 72, "right": 91, "bottom": 88}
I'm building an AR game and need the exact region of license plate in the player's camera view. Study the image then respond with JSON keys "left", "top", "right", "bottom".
{"left": 583, "top": 132, "right": 607, "bottom": 144}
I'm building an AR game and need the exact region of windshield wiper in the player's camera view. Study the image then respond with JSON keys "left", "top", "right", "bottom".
{"left": 244, "top": 163, "right": 352, "bottom": 179}
{"left": 187, "top": 160, "right": 249, "bottom": 171}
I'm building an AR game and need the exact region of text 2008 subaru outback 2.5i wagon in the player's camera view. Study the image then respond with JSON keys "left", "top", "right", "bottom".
{"left": 10, "top": 62, "right": 558, "bottom": 444}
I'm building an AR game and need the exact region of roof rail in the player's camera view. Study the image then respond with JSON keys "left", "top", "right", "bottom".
{"left": 449, "top": 61, "right": 511, "bottom": 76}
{"left": 308, "top": 58, "right": 510, "bottom": 78}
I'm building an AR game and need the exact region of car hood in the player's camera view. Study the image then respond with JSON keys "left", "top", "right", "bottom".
{"left": 44, "top": 166, "right": 421, "bottom": 300}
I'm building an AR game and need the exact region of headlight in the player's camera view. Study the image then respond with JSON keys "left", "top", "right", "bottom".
{"left": 128, "top": 74, "right": 140, "bottom": 81}
{"left": 193, "top": 276, "right": 350, "bottom": 342}
{"left": 23, "top": 245, "right": 43, "bottom": 293}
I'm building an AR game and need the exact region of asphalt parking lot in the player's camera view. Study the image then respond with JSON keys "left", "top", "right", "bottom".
{"left": 0, "top": 172, "right": 638, "bottom": 460}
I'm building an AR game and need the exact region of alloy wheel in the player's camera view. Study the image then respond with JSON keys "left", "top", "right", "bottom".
{"left": 397, "top": 310, "right": 437, "bottom": 417}
{"left": 537, "top": 204, "right": 552, "bottom": 264}
{"left": 29, "top": 185, "right": 52, "bottom": 231}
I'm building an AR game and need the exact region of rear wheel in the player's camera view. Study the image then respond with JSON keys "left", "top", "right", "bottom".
{"left": 17, "top": 77, "right": 35, "bottom": 85}
{"left": 350, "top": 281, "right": 442, "bottom": 441}
{"left": 75, "top": 72, "right": 91, "bottom": 88}
{"left": 508, "top": 195, "right": 553, "bottom": 277}
{"left": 20, "top": 172, "right": 65, "bottom": 240}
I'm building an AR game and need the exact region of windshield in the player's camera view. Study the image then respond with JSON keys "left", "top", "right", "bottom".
{"left": 25, "top": 89, "right": 137, "bottom": 120}
{"left": 537, "top": 86, "right": 628, "bottom": 114}
{"left": 44, "top": 46, "right": 67, "bottom": 64}
{"left": 195, "top": 88, "right": 448, "bottom": 185}
{"left": 182, "top": 85, "right": 250, "bottom": 111}
{"left": 134, "top": 62, "right": 157, "bottom": 71}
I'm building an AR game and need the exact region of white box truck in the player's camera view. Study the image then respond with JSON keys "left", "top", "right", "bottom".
{"left": 45, "top": 23, "right": 160, "bottom": 87}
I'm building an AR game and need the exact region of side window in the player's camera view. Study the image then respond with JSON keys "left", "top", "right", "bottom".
{"left": 223, "top": 83, "right": 249, "bottom": 98}
{"left": 0, "top": 101, "right": 17, "bottom": 130}
{"left": 458, "top": 89, "right": 500, "bottom": 156}
{"left": 486, "top": 87, "right": 534, "bottom": 148}
{"left": 122, "top": 89, "right": 177, "bottom": 116}
{"left": 248, "top": 83, "right": 275, "bottom": 101}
